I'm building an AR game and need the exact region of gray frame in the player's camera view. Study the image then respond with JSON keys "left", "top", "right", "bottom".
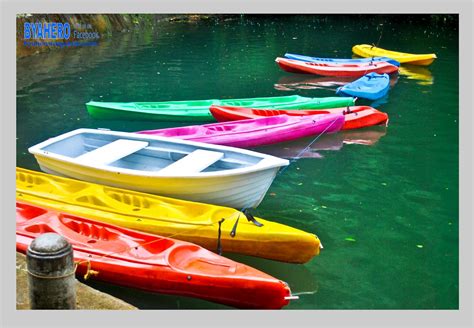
{"left": 2, "top": 0, "right": 472, "bottom": 327}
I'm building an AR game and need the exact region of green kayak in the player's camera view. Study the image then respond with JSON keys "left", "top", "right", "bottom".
{"left": 86, "top": 95, "right": 355, "bottom": 122}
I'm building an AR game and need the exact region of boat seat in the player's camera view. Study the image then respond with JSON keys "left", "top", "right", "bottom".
{"left": 75, "top": 139, "right": 149, "bottom": 165}
{"left": 159, "top": 149, "right": 224, "bottom": 175}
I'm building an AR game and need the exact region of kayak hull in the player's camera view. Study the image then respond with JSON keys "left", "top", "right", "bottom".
{"left": 336, "top": 73, "right": 390, "bottom": 100}
{"left": 16, "top": 168, "right": 321, "bottom": 263}
{"left": 209, "top": 105, "right": 388, "bottom": 130}
{"left": 137, "top": 114, "right": 345, "bottom": 148}
{"left": 352, "top": 44, "right": 437, "bottom": 66}
{"left": 86, "top": 95, "right": 355, "bottom": 121}
{"left": 16, "top": 201, "right": 292, "bottom": 309}
{"left": 284, "top": 52, "right": 400, "bottom": 67}
{"left": 275, "top": 57, "right": 399, "bottom": 77}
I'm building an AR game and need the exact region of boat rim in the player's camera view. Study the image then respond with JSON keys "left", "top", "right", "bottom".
{"left": 28, "top": 128, "right": 290, "bottom": 178}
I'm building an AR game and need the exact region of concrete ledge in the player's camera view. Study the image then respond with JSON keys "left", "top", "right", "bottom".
{"left": 16, "top": 252, "right": 137, "bottom": 310}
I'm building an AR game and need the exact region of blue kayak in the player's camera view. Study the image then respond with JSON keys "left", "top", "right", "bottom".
{"left": 336, "top": 73, "right": 390, "bottom": 100}
{"left": 284, "top": 53, "right": 400, "bottom": 67}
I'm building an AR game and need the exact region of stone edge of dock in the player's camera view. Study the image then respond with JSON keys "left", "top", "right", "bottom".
{"left": 16, "top": 252, "right": 137, "bottom": 310}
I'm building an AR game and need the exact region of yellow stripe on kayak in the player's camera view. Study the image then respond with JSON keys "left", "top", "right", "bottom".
{"left": 16, "top": 167, "right": 320, "bottom": 263}
{"left": 352, "top": 44, "right": 437, "bottom": 66}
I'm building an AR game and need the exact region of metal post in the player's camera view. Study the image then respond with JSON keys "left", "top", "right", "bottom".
{"left": 26, "top": 233, "right": 76, "bottom": 309}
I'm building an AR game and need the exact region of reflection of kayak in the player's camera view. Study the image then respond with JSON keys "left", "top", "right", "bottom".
{"left": 284, "top": 52, "right": 400, "bottom": 67}
{"left": 275, "top": 74, "right": 398, "bottom": 91}
{"left": 16, "top": 201, "right": 293, "bottom": 309}
{"left": 209, "top": 105, "right": 389, "bottom": 130}
{"left": 253, "top": 126, "right": 387, "bottom": 159}
{"left": 274, "top": 75, "right": 356, "bottom": 91}
{"left": 398, "top": 65, "right": 434, "bottom": 84}
{"left": 253, "top": 133, "right": 344, "bottom": 159}
{"left": 342, "top": 126, "right": 387, "bottom": 145}
{"left": 336, "top": 73, "right": 390, "bottom": 100}
{"left": 137, "top": 114, "right": 344, "bottom": 148}
{"left": 275, "top": 57, "right": 399, "bottom": 77}
{"left": 352, "top": 44, "right": 437, "bottom": 66}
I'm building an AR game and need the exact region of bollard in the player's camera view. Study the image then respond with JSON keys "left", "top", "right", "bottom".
{"left": 26, "top": 233, "right": 76, "bottom": 309}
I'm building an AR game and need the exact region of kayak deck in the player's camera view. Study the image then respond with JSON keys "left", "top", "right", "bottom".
{"left": 352, "top": 44, "right": 437, "bottom": 65}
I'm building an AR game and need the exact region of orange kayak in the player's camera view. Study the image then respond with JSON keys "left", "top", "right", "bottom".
{"left": 210, "top": 105, "right": 388, "bottom": 130}
{"left": 16, "top": 201, "right": 294, "bottom": 309}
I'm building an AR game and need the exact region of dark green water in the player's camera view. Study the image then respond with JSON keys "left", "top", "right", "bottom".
{"left": 16, "top": 15, "right": 459, "bottom": 309}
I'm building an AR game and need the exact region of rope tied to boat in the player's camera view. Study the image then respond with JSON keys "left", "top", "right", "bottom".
{"left": 83, "top": 260, "right": 99, "bottom": 280}
{"left": 216, "top": 218, "right": 225, "bottom": 255}
{"left": 278, "top": 114, "right": 343, "bottom": 175}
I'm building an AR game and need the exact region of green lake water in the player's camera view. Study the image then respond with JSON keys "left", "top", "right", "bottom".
{"left": 16, "top": 15, "right": 459, "bottom": 309}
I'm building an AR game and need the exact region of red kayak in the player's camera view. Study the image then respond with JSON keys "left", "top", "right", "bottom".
{"left": 275, "top": 57, "right": 399, "bottom": 77}
{"left": 16, "top": 201, "right": 294, "bottom": 309}
{"left": 210, "top": 105, "right": 388, "bottom": 130}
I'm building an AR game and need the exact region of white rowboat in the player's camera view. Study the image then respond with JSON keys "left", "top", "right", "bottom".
{"left": 28, "top": 129, "right": 289, "bottom": 209}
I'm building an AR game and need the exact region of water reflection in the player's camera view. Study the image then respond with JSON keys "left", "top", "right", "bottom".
{"left": 274, "top": 75, "right": 354, "bottom": 91}
{"left": 398, "top": 65, "right": 434, "bottom": 85}
{"left": 17, "top": 30, "right": 159, "bottom": 93}
{"left": 254, "top": 126, "right": 387, "bottom": 159}
{"left": 274, "top": 73, "right": 399, "bottom": 92}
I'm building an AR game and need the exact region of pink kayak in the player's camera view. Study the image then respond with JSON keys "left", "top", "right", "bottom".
{"left": 137, "top": 114, "right": 344, "bottom": 148}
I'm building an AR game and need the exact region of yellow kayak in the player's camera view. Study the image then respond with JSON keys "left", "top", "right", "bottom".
{"left": 16, "top": 167, "right": 321, "bottom": 263}
{"left": 352, "top": 44, "right": 437, "bottom": 66}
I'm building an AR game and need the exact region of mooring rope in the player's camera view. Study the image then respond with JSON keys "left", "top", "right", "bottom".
{"left": 277, "top": 115, "right": 342, "bottom": 176}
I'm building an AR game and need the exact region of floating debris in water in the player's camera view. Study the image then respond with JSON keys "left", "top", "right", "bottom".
{"left": 416, "top": 244, "right": 424, "bottom": 248}
{"left": 321, "top": 205, "right": 327, "bottom": 209}
{"left": 345, "top": 237, "right": 356, "bottom": 242}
